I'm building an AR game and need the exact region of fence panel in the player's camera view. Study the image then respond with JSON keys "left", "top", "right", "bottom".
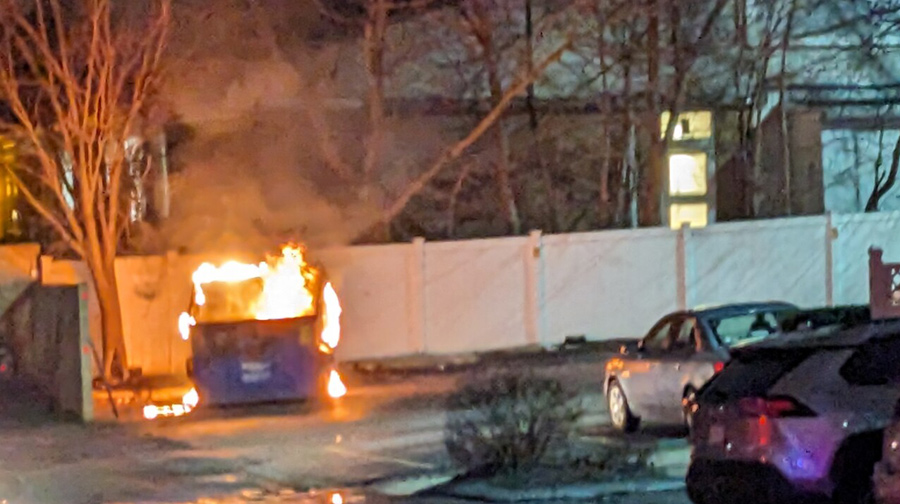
{"left": 423, "top": 237, "right": 529, "bottom": 354}
{"left": 320, "top": 244, "right": 415, "bottom": 361}
{"left": 687, "top": 216, "right": 828, "bottom": 308}
{"left": 542, "top": 228, "right": 679, "bottom": 344}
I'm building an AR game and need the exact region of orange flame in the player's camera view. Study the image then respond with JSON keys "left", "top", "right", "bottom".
{"left": 327, "top": 370, "right": 347, "bottom": 399}
{"left": 183, "top": 387, "right": 199, "bottom": 409}
{"left": 321, "top": 282, "right": 341, "bottom": 350}
{"left": 178, "top": 312, "right": 196, "bottom": 341}
{"left": 180, "top": 245, "right": 319, "bottom": 338}
{"left": 143, "top": 387, "right": 200, "bottom": 420}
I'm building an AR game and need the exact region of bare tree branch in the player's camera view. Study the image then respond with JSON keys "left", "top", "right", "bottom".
{"left": 382, "top": 39, "right": 572, "bottom": 222}
{"left": 0, "top": 0, "right": 170, "bottom": 380}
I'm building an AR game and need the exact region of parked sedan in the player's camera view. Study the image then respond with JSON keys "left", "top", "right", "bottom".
{"left": 688, "top": 319, "right": 900, "bottom": 504}
{"left": 604, "top": 302, "right": 797, "bottom": 432}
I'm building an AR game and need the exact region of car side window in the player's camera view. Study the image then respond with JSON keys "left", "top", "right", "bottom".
{"left": 643, "top": 320, "right": 673, "bottom": 352}
{"left": 840, "top": 336, "right": 900, "bottom": 386}
{"left": 671, "top": 318, "right": 698, "bottom": 353}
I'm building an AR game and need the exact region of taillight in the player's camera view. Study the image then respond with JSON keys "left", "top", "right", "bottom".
{"left": 713, "top": 361, "right": 725, "bottom": 373}
{"left": 737, "top": 396, "right": 816, "bottom": 418}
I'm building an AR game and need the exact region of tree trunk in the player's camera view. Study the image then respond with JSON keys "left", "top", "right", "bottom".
{"left": 866, "top": 130, "right": 900, "bottom": 212}
{"left": 92, "top": 260, "right": 128, "bottom": 381}
{"left": 364, "top": 0, "right": 388, "bottom": 196}
{"left": 778, "top": 0, "right": 797, "bottom": 215}
{"left": 640, "top": 0, "right": 662, "bottom": 227}
{"left": 482, "top": 25, "right": 521, "bottom": 234}
{"left": 525, "top": 0, "right": 555, "bottom": 233}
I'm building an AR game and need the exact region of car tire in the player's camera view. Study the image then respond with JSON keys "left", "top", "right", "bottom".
{"left": 607, "top": 380, "right": 639, "bottom": 433}
{"left": 831, "top": 430, "right": 882, "bottom": 504}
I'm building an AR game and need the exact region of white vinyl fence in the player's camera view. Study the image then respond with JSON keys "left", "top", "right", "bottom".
{"left": 37, "top": 211, "right": 900, "bottom": 374}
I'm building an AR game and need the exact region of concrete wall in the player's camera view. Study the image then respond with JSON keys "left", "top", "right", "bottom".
{"left": 3, "top": 285, "right": 93, "bottom": 420}
{"left": 40, "top": 211, "right": 900, "bottom": 374}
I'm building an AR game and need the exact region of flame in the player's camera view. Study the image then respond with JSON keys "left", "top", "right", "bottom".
{"left": 143, "top": 387, "right": 200, "bottom": 420}
{"left": 143, "top": 405, "right": 159, "bottom": 420}
{"left": 183, "top": 387, "right": 199, "bottom": 408}
{"left": 178, "top": 312, "right": 196, "bottom": 341}
{"left": 321, "top": 282, "right": 342, "bottom": 350}
{"left": 331, "top": 493, "right": 343, "bottom": 504}
{"left": 256, "top": 246, "right": 315, "bottom": 320}
{"left": 180, "top": 245, "right": 319, "bottom": 338}
{"left": 327, "top": 370, "right": 347, "bottom": 399}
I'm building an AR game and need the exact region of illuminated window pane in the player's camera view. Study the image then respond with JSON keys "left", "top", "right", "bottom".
{"left": 669, "top": 153, "right": 708, "bottom": 196}
{"left": 670, "top": 203, "right": 708, "bottom": 229}
{"left": 660, "top": 111, "right": 713, "bottom": 140}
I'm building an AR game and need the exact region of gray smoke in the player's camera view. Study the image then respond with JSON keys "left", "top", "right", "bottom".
{"left": 156, "top": 0, "right": 380, "bottom": 255}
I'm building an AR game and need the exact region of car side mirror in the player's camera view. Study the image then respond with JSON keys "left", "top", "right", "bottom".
{"left": 636, "top": 340, "right": 645, "bottom": 352}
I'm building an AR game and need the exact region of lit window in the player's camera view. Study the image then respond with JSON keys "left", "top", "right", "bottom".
{"left": 669, "top": 153, "right": 708, "bottom": 196}
{"left": 661, "top": 111, "right": 713, "bottom": 140}
{"left": 670, "top": 203, "right": 708, "bottom": 229}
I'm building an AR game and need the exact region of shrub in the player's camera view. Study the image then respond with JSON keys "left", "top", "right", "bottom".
{"left": 444, "top": 371, "right": 583, "bottom": 477}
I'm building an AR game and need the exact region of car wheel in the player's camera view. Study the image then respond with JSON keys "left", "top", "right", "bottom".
{"left": 607, "top": 380, "right": 639, "bottom": 432}
{"left": 831, "top": 430, "right": 882, "bottom": 504}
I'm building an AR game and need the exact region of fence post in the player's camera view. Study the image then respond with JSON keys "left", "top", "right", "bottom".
{"left": 824, "top": 212, "right": 835, "bottom": 306}
{"left": 407, "top": 237, "right": 427, "bottom": 354}
{"left": 676, "top": 224, "right": 689, "bottom": 310}
{"left": 78, "top": 283, "right": 94, "bottom": 422}
{"left": 524, "top": 230, "right": 543, "bottom": 347}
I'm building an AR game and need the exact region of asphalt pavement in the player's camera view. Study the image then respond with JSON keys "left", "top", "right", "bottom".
{"left": 1, "top": 349, "right": 693, "bottom": 503}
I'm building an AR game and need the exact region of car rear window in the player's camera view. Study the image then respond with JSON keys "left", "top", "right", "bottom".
{"left": 708, "top": 311, "right": 785, "bottom": 347}
{"left": 840, "top": 335, "right": 900, "bottom": 386}
{"left": 697, "top": 351, "right": 810, "bottom": 403}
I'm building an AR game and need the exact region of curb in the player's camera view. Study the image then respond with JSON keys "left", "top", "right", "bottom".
{"left": 367, "top": 472, "right": 460, "bottom": 496}
{"left": 647, "top": 445, "right": 692, "bottom": 478}
{"left": 348, "top": 340, "right": 632, "bottom": 376}
{"left": 432, "top": 478, "right": 686, "bottom": 502}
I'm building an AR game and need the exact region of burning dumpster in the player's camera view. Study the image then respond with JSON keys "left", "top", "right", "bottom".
{"left": 177, "top": 244, "right": 345, "bottom": 408}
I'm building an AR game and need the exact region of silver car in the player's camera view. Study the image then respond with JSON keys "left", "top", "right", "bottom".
{"left": 604, "top": 302, "right": 796, "bottom": 432}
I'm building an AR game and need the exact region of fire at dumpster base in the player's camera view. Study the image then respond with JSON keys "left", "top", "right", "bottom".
{"left": 143, "top": 387, "right": 200, "bottom": 420}
{"left": 328, "top": 369, "right": 347, "bottom": 399}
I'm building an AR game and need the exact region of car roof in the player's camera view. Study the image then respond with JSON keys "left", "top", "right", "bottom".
{"left": 735, "top": 318, "right": 900, "bottom": 352}
{"left": 688, "top": 302, "right": 798, "bottom": 319}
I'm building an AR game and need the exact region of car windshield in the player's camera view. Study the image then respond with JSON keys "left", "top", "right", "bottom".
{"left": 707, "top": 309, "right": 791, "bottom": 347}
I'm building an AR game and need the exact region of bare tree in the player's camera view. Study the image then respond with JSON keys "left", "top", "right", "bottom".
{"left": 866, "top": 127, "right": 900, "bottom": 212}
{"left": 458, "top": 0, "right": 522, "bottom": 234}
{"left": 0, "top": 0, "right": 170, "bottom": 379}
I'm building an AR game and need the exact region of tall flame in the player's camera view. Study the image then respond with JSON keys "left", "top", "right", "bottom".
{"left": 178, "top": 312, "right": 196, "bottom": 341}
{"left": 255, "top": 246, "right": 314, "bottom": 320}
{"left": 321, "top": 282, "right": 342, "bottom": 350}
